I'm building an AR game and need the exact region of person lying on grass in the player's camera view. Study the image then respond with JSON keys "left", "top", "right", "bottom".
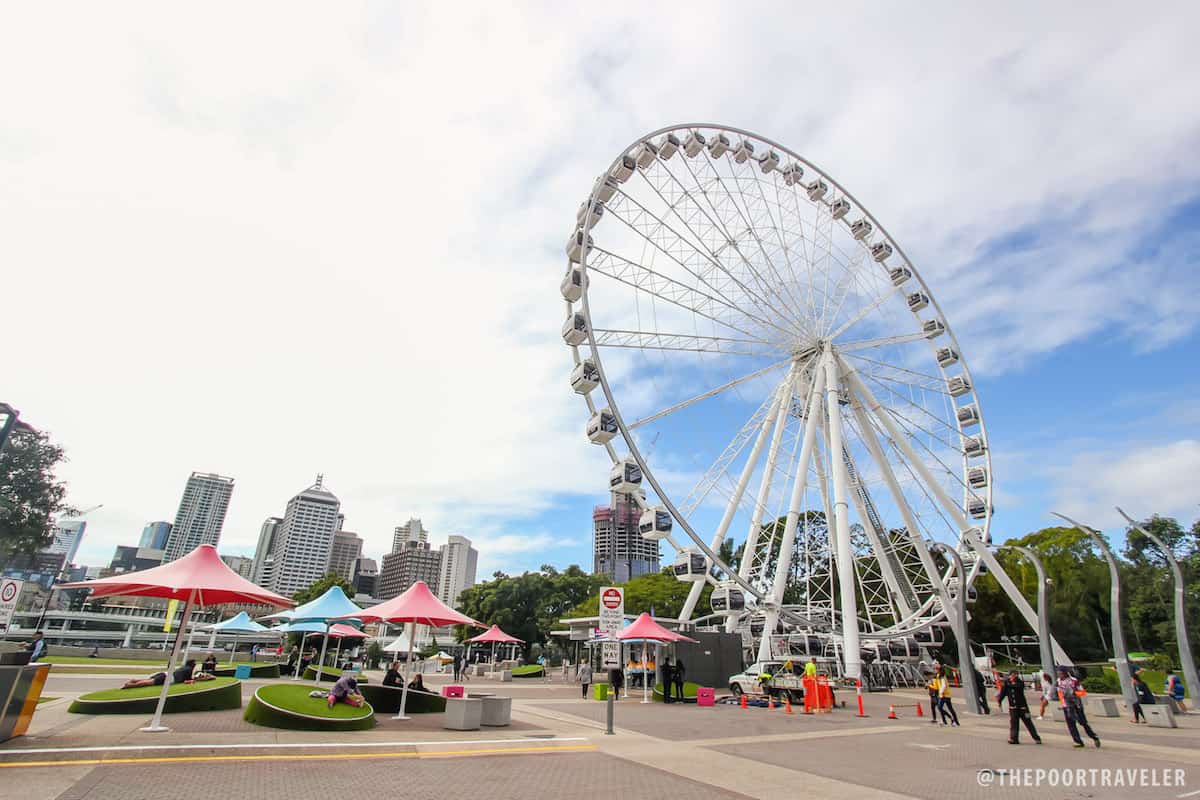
{"left": 328, "top": 672, "right": 365, "bottom": 708}
{"left": 120, "top": 659, "right": 214, "bottom": 690}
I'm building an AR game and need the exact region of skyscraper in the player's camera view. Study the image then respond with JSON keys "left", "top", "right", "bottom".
{"left": 377, "top": 540, "right": 441, "bottom": 600}
{"left": 43, "top": 520, "right": 87, "bottom": 564}
{"left": 351, "top": 557, "right": 378, "bottom": 598}
{"left": 220, "top": 554, "right": 255, "bottom": 580}
{"left": 392, "top": 518, "right": 428, "bottom": 551}
{"left": 593, "top": 490, "right": 660, "bottom": 582}
{"left": 266, "top": 476, "right": 341, "bottom": 598}
{"left": 139, "top": 521, "right": 172, "bottom": 550}
{"left": 163, "top": 472, "right": 235, "bottom": 562}
{"left": 251, "top": 516, "right": 283, "bottom": 585}
{"left": 328, "top": 530, "right": 363, "bottom": 583}
{"left": 437, "top": 535, "right": 478, "bottom": 607}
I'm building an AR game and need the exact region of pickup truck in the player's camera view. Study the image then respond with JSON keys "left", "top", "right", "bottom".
{"left": 727, "top": 661, "right": 806, "bottom": 703}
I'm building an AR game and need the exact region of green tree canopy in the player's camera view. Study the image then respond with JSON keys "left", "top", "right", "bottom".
{"left": 563, "top": 569, "right": 713, "bottom": 621}
{"left": 0, "top": 426, "right": 76, "bottom": 566}
{"left": 292, "top": 572, "right": 355, "bottom": 605}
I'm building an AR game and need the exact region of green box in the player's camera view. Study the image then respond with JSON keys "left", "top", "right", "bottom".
{"left": 593, "top": 683, "right": 608, "bottom": 701}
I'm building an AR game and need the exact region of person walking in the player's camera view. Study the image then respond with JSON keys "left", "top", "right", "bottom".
{"left": 661, "top": 658, "right": 674, "bottom": 703}
{"left": 972, "top": 666, "right": 990, "bottom": 715}
{"left": 609, "top": 666, "right": 624, "bottom": 699}
{"left": 1056, "top": 667, "right": 1100, "bottom": 748}
{"left": 577, "top": 658, "right": 593, "bottom": 699}
{"left": 673, "top": 658, "right": 686, "bottom": 703}
{"left": 995, "top": 669, "right": 1041, "bottom": 744}
{"left": 935, "top": 667, "right": 960, "bottom": 726}
{"left": 22, "top": 632, "right": 47, "bottom": 663}
{"left": 1132, "top": 670, "right": 1154, "bottom": 724}
{"left": 1165, "top": 669, "right": 1187, "bottom": 712}
{"left": 926, "top": 672, "right": 941, "bottom": 725}
{"left": 1037, "top": 672, "right": 1055, "bottom": 720}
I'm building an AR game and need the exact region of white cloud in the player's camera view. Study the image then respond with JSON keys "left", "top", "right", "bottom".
{"left": 3, "top": 4, "right": 1198, "bottom": 569}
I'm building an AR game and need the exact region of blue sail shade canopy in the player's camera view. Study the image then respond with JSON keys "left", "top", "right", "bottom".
{"left": 204, "top": 611, "right": 270, "bottom": 665}
{"left": 261, "top": 586, "right": 363, "bottom": 682}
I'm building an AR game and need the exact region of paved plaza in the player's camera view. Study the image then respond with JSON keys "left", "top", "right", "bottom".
{"left": 3, "top": 669, "right": 1195, "bottom": 800}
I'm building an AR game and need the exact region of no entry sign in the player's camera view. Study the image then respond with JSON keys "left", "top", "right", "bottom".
{"left": 601, "top": 588, "right": 622, "bottom": 609}
{"left": 598, "top": 586, "right": 624, "bottom": 669}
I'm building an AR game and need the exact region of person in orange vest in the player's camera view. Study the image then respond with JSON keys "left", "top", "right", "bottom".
{"left": 1056, "top": 666, "right": 1100, "bottom": 748}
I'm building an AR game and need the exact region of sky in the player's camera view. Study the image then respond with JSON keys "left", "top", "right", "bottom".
{"left": 3, "top": 3, "right": 1198, "bottom": 578}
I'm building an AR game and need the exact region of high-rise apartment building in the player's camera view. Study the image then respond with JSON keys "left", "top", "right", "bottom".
{"left": 139, "top": 521, "right": 172, "bottom": 550}
{"left": 593, "top": 491, "right": 660, "bottom": 583}
{"left": 437, "top": 535, "right": 478, "bottom": 607}
{"left": 107, "top": 545, "right": 164, "bottom": 575}
{"left": 266, "top": 476, "right": 341, "bottom": 598}
{"left": 43, "top": 520, "right": 87, "bottom": 564}
{"left": 251, "top": 517, "right": 283, "bottom": 585}
{"left": 328, "top": 530, "right": 363, "bottom": 583}
{"left": 220, "top": 554, "right": 255, "bottom": 580}
{"left": 392, "top": 518, "right": 428, "bottom": 551}
{"left": 351, "top": 557, "right": 378, "bottom": 598}
{"left": 377, "top": 540, "right": 441, "bottom": 600}
{"left": 163, "top": 472, "right": 235, "bottom": 562}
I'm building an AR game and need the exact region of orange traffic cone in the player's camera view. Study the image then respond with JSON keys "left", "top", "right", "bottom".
{"left": 740, "top": 694, "right": 747, "bottom": 709}
{"left": 768, "top": 696, "right": 776, "bottom": 710}
{"left": 917, "top": 702, "right": 924, "bottom": 717}
{"left": 785, "top": 696, "right": 793, "bottom": 714}
{"left": 887, "top": 704, "right": 898, "bottom": 720}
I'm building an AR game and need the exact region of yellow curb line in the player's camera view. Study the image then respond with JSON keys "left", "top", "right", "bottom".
{"left": 0, "top": 744, "right": 598, "bottom": 769}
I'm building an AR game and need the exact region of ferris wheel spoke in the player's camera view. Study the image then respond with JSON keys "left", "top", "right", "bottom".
{"left": 827, "top": 276, "right": 903, "bottom": 342}
{"left": 626, "top": 359, "right": 792, "bottom": 430}
{"left": 678, "top": 393, "right": 776, "bottom": 518}
{"left": 587, "top": 246, "right": 771, "bottom": 340}
{"left": 818, "top": 241, "right": 875, "bottom": 336}
{"left": 670, "top": 152, "right": 813, "bottom": 336}
{"left": 590, "top": 328, "right": 784, "bottom": 357}
{"left": 837, "top": 330, "right": 933, "bottom": 354}
{"left": 853, "top": 369, "right": 963, "bottom": 448}
{"left": 845, "top": 353, "right": 949, "bottom": 394}
{"left": 606, "top": 187, "right": 799, "bottom": 338}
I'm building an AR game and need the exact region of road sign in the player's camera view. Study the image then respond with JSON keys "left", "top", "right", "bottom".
{"left": 598, "top": 586, "right": 624, "bottom": 669}
{"left": 0, "top": 578, "right": 23, "bottom": 632}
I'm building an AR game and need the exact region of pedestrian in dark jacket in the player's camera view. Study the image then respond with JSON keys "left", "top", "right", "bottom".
{"left": 1131, "top": 670, "right": 1154, "bottom": 724}
{"left": 995, "top": 670, "right": 1041, "bottom": 744}
{"left": 673, "top": 659, "right": 686, "bottom": 703}
{"left": 973, "top": 666, "right": 990, "bottom": 715}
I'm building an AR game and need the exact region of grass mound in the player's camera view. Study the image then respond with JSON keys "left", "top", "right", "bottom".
{"left": 359, "top": 684, "right": 447, "bottom": 714}
{"left": 212, "top": 663, "right": 280, "bottom": 679}
{"left": 512, "top": 665, "right": 545, "bottom": 678}
{"left": 651, "top": 681, "right": 701, "bottom": 703}
{"left": 244, "top": 684, "right": 375, "bottom": 731}
{"left": 46, "top": 657, "right": 169, "bottom": 667}
{"left": 69, "top": 677, "right": 242, "bottom": 714}
{"left": 303, "top": 665, "right": 369, "bottom": 683}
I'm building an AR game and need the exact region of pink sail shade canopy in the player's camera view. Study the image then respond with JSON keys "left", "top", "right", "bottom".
{"left": 616, "top": 613, "right": 698, "bottom": 704}
{"left": 467, "top": 624, "right": 524, "bottom": 671}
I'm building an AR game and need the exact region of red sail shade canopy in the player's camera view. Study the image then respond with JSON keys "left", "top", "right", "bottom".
{"left": 467, "top": 624, "right": 524, "bottom": 644}
{"left": 57, "top": 544, "right": 292, "bottom": 731}
{"left": 616, "top": 613, "right": 698, "bottom": 704}
{"left": 334, "top": 581, "right": 478, "bottom": 721}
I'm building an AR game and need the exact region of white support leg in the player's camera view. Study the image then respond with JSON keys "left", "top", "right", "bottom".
{"left": 841, "top": 358, "right": 1071, "bottom": 666}
{"left": 679, "top": 368, "right": 793, "bottom": 623}
{"left": 822, "top": 351, "right": 861, "bottom": 680}
{"left": 756, "top": 368, "right": 825, "bottom": 662}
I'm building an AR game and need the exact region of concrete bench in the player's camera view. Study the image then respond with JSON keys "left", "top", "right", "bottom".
{"left": 1087, "top": 696, "right": 1119, "bottom": 717}
{"left": 485, "top": 670, "right": 512, "bottom": 682}
{"left": 479, "top": 696, "right": 512, "bottom": 727}
{"left": 443, "top": 697, "right": 482, "bottom": 731}
{"left": 1145, "top": 704, "right": 1178, "bottom": 728}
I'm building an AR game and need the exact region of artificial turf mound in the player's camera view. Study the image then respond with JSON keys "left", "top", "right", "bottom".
{"left": 359, "top": 684, "right": 447, "bottom": 714}
{"left": 512, "top": 665, "right": 545, "bottom": 678}
{"left": 68, "top": 677, "right": 242, "bottom": 715}
{"left": 303, "top": 665, "right": 370, "bottom": 683}
{"left": 212, "top": 663, "right": 280, "bottom": 679}
{"left": 244, "top": 684, "right": 375, "bottom": 731}
{"left": 651, "top": 681, "right": 700, "bottom": 703}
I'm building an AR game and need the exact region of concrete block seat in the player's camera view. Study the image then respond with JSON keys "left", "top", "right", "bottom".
{"left": 212, "top": 663, "right": 281, "bottom": 679}
{"left": 444, "top": 697, "right": 483, "bottom": 730}
{"left": 302, "top": 665, "right": 370, "bottom": 683}
{"left": 243, "top": 684, "right": 375, "bottom": 731}
{"left": 69, "top": 677, "right": 242, "bottom": 715}
{"left": 470, "top": 694, "right": 512, "bottom": 726}
{"left": 358, "top": 684, "right": 447, "bottom": 714}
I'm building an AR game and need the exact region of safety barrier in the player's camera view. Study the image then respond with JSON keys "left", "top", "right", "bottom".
{"left": 885, "top": 701, "right": 924, "bottom": 719}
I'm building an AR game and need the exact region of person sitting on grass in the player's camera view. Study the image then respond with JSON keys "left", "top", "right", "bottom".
{"left": 202, "top": 654, "right": 218, "bottom": 674}
{"left": 327, "top": 672, "right": 364, "bottom": 708}
{"left": 408, "top": 673, "right": 426, "bottom": 692}
{"left": 176, "top": 659, "right": 215, "bottom": 684}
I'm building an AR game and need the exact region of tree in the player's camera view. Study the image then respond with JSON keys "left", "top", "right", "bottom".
{"left": 0, "top": 427, "right": 76, "bottom": 567}
{"left": 564, "top": 570, "right": 712, "bottom": 620}
{"left": 292, "top": 572, "right": 355, "bottom": 605}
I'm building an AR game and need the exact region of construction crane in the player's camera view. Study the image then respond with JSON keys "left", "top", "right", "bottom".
{"left": 60, "top": 504, "right": 103, "bottom": 520}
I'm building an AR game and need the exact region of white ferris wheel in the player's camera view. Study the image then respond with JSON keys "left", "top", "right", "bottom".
{"left": 561, "top": 124, "right": 1056, "bottom": 678}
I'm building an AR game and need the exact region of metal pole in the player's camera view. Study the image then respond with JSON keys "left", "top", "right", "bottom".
{"left": 394, "top": 622, "right": 415, "bottom": 720}
{"left": 313, "top": 623, "right": 332, "bottom": 686}
{"left": 142, "top": 588, "right": 195, "bottom": 733}
{"left": 1051, "top": 512, "right": 1135, "bottom": 708}
{"left": 998, "top": 546, "right": 1055, "bottom": 682}
{"left": 823, "top": 350, "right": 860, "bottom": 680}
{"left": 930, "top": 544, "right": 980, "bottom": 715}
{"left": 1115, "top": 507, "right": 1198, "bottom": 707}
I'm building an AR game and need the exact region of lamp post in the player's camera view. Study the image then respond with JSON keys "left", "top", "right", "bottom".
{"left": 1116, "top": 507, "right": 1199, "bottom": 709}
{"left": 929, "top": 542, "right": 981, "bottom": 715}
{"left": 1051, "top": 512, "right": 1135, "bottom": 708}
{"left": 998, "top": 545, "right": 1055, "bottom": 682}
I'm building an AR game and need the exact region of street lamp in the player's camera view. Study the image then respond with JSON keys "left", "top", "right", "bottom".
{"left": 928, "top": 542, "right": 981, "bottom": 715}
{"left": 997, "top": 545, "right": 1055, "bottom": 682}
{"left": 1115, "top": 507, "right": 1200, "bottom": 710}
{"left": 1051, "top": 512, "right": 1135, "bottom": 709}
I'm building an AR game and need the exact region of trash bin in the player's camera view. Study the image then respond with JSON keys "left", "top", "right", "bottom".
{"left": 696, "top": 687, "right": 715, "bottom": 707}
{"left": 593, "top": 683, "right": 609, "bottom": 701}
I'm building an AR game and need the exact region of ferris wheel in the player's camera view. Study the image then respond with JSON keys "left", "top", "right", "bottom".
{"left": 561, "top": 124, "right": 1052, "bottom": 678}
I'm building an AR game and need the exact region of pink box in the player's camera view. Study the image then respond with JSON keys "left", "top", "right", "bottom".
{"left": 696, "top": 687, "right": 715, "bottom": 707}
{"left": 442, "top": 685, "right": 464, "bottom": 698}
